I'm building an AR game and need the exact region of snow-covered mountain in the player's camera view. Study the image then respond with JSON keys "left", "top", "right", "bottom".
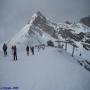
{"left": 8, "top": 11, "right": 90, "bottom": 50}
{"left": 6, "top": 11, "right": 90, "bottom": 51}
{"left": 8, "top": 11, "right": 58, "bottom": 47}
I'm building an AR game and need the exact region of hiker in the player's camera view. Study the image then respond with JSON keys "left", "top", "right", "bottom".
{"left": 2, "top": 43, "right": 7, "bottom": 56}
{"left": 31, "top": 46, "right": 34, "bottom": 55}
{"left": 13, "top": 45, "right": 17, "bottom": 60}
{"left": 26, "top": 45, "right": 29, "bottom": 56}
{"left": 79, "top": 53, "right": 82, "bottom": 56}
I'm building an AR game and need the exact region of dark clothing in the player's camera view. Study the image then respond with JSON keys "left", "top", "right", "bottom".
{"left": 31, "top": 47, "right": 34, "bottom": 55}
{"left": 26, "top": 46, "right": 29, "bottom": 56}
{"left": 13, "top": 45, "right": 17, "bottom": 60}
{"left": 79, "top": 53, "right": 82, "bottom": 56}
{"left": 3, "top": 51, "right": 7, "bottom": 56}
{"left": 14, "top": 51, "right": 17, "bottom": 60}
{"left": 3, "top": 43, "right": 7, "bottom": 56}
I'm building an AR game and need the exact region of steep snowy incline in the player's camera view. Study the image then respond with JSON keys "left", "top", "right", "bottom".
{"left": 8, "top": 24, "right": 30, "bottom": 46}
{"left": 0, "top": 47, "right": 90, "bottom": 90}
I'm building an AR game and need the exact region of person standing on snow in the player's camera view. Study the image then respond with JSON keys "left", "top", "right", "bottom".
{"left": 79, "top": 53, "right": 82, "bottom": 56}
{"left": 2, "top": 43, "right": 7, "bottom": 56}
{"left": 26, "top": 45, "right": 29, "bottom": 56}
{"left": 31, "top": 46, "right": 34, "bottom": 55}
{"left": 13, "top": 45, "right": 17, "bottom": 60}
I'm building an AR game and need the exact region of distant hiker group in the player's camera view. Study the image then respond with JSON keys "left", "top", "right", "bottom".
{"left": 2, "top": 43, "right": 17, "bottom": 60}
{"left": 26, "top": 45, "right": 34, "bottom": 56}
{"left": 2, "top": 43, "right": 82, "bottom": 61}
{"left": 26, "top": 44, "right": 45, "bottom": 56}
{"left": 2, "top": 43, "right": 45, "bottom": 61}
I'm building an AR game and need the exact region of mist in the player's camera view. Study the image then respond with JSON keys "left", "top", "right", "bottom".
{"left": 0, "top": 0, "right": 90, "bottom": 43}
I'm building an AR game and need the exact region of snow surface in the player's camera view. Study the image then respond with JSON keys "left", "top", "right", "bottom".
{"left": 0, "top": 47, "right": 90, "bottom": 90}
{"left": 8, "top": 24, "right": 30, "bottom": 46}
{"left": 60, "top": 41, "right": 90, "bottom": 61}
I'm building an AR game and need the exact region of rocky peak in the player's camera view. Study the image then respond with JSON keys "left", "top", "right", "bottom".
{"left": 29, "top": 11, "right": 58, "bottom": 39}
{"left": 31, "top": 11, "right": 46, "bottom": 25}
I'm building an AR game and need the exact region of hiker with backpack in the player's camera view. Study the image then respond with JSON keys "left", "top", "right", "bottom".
{"left": 26, "top": 45, "right": 29, "bottom": 56}
{"left": 2, "top": 43, "right": 7, "bottom": 56}
{"left": 13, "top": 45, "right": 17, "bottom": 60}
{"left": 31, "top": 46, "right": 34, "bottom": 55}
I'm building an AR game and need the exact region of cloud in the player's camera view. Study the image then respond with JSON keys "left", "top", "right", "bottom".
{"left": 0, "top": 0, "right": 90, "bottom": 43}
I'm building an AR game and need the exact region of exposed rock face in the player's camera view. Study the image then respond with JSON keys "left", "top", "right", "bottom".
{"left": 30, "top": 11, "right": 58, "bottom": 39}
{"left": 80, "top": 16, "right": 90, "bottom": 27}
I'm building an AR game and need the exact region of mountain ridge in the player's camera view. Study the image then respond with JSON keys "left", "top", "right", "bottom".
{"left": 1, "top": 11, "right": 90, "bottom": 51}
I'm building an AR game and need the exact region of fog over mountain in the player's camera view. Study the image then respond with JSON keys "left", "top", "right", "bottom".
{"left": 0, "top": 0, "right": 90, "bottom": 43}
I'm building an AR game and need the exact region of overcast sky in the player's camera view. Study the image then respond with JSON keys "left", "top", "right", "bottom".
{"left": 0, "top": 0, "right": 90, "bottom": 43}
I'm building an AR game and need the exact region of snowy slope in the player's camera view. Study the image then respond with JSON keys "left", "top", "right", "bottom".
{"left": 0, "top": 47, "right": 90, "bottom": 90}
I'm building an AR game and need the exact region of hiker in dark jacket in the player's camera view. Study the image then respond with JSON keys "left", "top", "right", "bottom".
{"left": 13, "top": 45, "right": 17, "bottom": 60}
{"left": 31, "top": 46, "right": 34, "bottom": 55}
{"left": 79, "top": 53, "right": 82, "bottom": 56}
{"left": 3, "top": 43, "right": 7, "bottom": 56}
{"left": 26, "top": 45, "right": 29, "bottom": 56}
